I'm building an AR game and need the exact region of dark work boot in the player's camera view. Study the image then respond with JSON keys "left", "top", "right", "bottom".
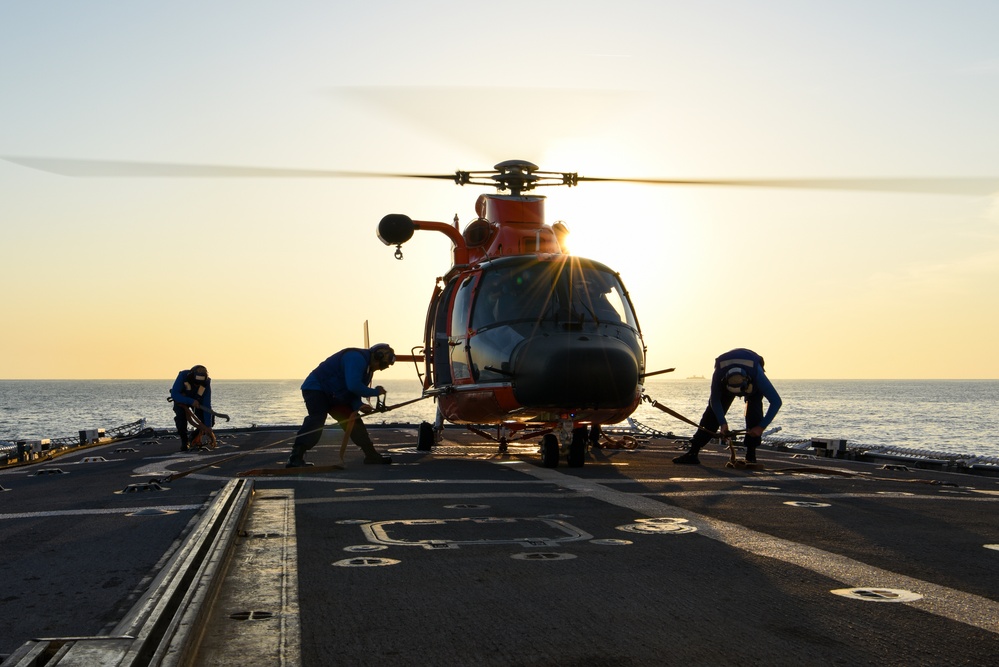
{"left": 672, "top": 450, "right": 702, "bottom": 465}
{"left": 286, "top": 446, "right": 314, "bottom": 468}
{"left": 358, "top": 438, "right": 392, "bottom": 464}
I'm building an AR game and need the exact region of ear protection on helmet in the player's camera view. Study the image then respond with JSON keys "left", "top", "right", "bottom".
{"left": 724, "top": 367, "right": 752, "bottom": 395}
{"left": 370, "top": 344, "right": 395, "bottom": 366}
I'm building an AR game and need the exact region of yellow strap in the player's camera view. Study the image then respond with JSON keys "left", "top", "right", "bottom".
{"left": 339, "top": 412, "right": 358, "bottom": 466}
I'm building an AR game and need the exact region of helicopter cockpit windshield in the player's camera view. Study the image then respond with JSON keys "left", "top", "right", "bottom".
{"left": 472, "top": 258, "right": 636, "bottom": 329}
{"left": 461, "top": 256, "right": 642, "bottom": 384}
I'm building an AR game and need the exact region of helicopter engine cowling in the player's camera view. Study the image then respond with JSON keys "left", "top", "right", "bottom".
{"left": 378, "top": 214, "right": 415, "bottom": 246}
{"left": 509, "top": 332, "right": 641, "bottom": 413}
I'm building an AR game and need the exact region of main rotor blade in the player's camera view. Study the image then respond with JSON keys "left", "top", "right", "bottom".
{"left": 7, "top": 156, "right": 996, "bottom": 196}
{"left": 576, "top": 176, "right": 999, "bottom": 196}
{"left": 1, "top": 156, "right": 458, "bottom": 181}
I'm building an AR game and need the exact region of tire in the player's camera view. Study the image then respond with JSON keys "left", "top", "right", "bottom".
{"left": 567, "top": 426, "right": 587, "bottom": 467}
{"left": 417, "top": 421, "right": 434, "bottom": 451}
{"left": 541, "top": 433, "right": 560, "bottom": 468}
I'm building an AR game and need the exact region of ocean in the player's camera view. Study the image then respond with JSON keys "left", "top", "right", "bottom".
{"left": 1, "top": 379, "right": 998, "bottom": 459}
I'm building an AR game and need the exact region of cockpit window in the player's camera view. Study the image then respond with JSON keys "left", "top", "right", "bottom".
{"left": 573, "top": 270, "right": 632, "bottom": 326}
{"left": 471, "top": 258, "right": 637, "bottom": 330}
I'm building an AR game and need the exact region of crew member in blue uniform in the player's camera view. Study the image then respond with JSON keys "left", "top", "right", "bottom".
{"left": 673, "top": 348, "right": 782, "bottom": 465}
{"left": 288, "top": 344, "right": 396, "bottom": 467}
{"left": 170, "top": 365, "right": 228, "bottom": 451}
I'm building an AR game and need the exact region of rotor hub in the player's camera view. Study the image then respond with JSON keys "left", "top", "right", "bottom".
{"left": 454, "top": 159, "right": 578, "bottom": 196}
{"left": 491, "top": 160, "right": 540, "bottom": 195}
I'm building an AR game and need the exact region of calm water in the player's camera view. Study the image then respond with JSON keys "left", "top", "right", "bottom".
{"left": 1, "top": 379, "right": 997, "bottom": 458}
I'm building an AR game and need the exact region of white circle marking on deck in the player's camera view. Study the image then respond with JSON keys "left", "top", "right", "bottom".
{"left": 333, "top": 557, "right": 400, "bottom": 567}
{"left": 126, "top": 508, "right": 178, "bottom": 517}
{"left": 831, "top": 588, "right": 923, "bottom": 603}
{"left": 511, "top": 552, "right": 576, "bottom": 561}
{"left": 618, "top": 522, "right": 697, "bottom": 535}
{"left": 344, "top": 544, "right": 388, "bottom": 553}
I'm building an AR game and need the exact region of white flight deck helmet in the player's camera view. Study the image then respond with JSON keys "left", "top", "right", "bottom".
{"left": 724, "top": 367, "right": 752, "bottom": 395}
{"left": 369, "top": 343, "right": 396, "bottom": 369}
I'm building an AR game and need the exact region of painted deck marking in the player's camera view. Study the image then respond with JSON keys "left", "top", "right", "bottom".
{"left": 360, "top": 516, "right": 592, "bottom": 550}
{"left": 0, "top": 504, "right": 203, "bottom": 520}
{"left": 832, "top": 587, "right": 923, "bottom": 603}
{"left": 520, "top": 463, "right": 999, "bottom": 635}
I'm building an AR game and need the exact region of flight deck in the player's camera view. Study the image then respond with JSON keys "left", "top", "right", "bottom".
{"left": 2, "top": 426, "right": 998, "bottom": 665}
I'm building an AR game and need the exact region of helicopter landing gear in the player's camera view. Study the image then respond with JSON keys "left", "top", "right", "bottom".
{"left": 540, "top": 427, "right": 588, "bottom": 468}
{"left": 540, "top": 433, "right": 560, "bottom": 468}
{"left": 498, "top": 424, "right": 510, "bottom": 454}
{"left": 567, "top": 427, "right": 588, "bottom": 468}
{"left": 417, "top": 421, "right": 435, "bottom": 451}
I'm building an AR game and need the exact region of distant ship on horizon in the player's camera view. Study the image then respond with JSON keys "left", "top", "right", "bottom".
{"left": 685, "top": 374, "right": 706, "bottom": 380}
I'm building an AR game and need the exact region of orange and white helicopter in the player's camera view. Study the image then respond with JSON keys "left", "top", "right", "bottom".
{"left": 4, "top": 154, "right": 995, "bottom": 467}
{"left": 378, "top": 159, "right": 655, "bottom": 467}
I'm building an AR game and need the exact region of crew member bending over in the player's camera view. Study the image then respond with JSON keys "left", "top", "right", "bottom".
{"left": 673, "top": 348, "right": 781, "bottom": 466}
{"left": 288, "top": 344, "right": 396, "bottom": 467}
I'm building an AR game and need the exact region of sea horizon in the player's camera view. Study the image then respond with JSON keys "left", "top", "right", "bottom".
{"left": 3, "top": 379, "right": 998, "bottom": 461}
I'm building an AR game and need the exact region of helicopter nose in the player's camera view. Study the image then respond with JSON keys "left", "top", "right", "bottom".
{"left": 511, "top": 334, "right": 641, "bottom": 410}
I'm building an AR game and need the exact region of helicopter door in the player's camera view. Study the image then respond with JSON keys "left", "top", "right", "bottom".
{"left": 430, "top": 279, "right": 457, "bottom": 387}
{"left": 448, "top": 274, "right": 477, "bottom": 381}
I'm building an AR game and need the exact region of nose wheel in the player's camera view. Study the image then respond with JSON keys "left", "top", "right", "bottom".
{"left": 540, "top": 434, "right": 559, "bottom": 467}
{"left": 567, "top": 427, "right": 587, "bottom": 467}
{"left": 540, "top": 427, "right": 588, "bottom": 468}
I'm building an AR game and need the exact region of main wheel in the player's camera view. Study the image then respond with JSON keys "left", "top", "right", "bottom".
{"left": 567, "top": 426, "right": 587, "bottom": 467}
{"left": 417, "top": 421, "right": 435, "bottom": 451}
{"left": 540, "top": 433, "right": 560, "bottom": 468}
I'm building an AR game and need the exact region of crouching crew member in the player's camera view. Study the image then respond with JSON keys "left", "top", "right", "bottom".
{"left": 673, "top": 348, "right": 781, "bottom": 465}
{"left": 170, "top": 365, "right": 228, "bottom": 451}
{"left": 288, "top": 344, "right": 396, "bottom": 468}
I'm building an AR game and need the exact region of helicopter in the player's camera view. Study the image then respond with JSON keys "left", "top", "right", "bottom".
{"left": 377, "top": 159, "right": 652, "bottom": 467}
{"left": 4, "top": 154, "right": 997, "bottom": 467}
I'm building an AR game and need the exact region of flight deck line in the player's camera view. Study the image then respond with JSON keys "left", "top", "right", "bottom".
{"left": 516, "top": 461, "right": 999, "bottom": 636}
{"left": 2, "top": 479, "right": 253, "bottom": 667}
{"left": 0, "top": 505, "right": 204, "bottom": 521}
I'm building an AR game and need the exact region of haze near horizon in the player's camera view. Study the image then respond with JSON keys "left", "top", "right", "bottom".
{"left": 2, "top": 2, "right": 998, "bottom": 380}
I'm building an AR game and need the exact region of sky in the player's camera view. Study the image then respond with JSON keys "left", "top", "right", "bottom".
{"left": 2, "top": 1, "right": 998, "bottom": 380}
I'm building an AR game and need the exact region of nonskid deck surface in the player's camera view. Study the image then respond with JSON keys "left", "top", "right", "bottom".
{"left": 2, "top": 426, "right": 998, "bottom": 666}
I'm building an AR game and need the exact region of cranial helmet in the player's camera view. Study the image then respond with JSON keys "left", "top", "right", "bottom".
{"left": 370, "top": 343, "right": 396, "bottom": 367}
{"left": 724, "top": 367, "right": 751, "bottom": 395}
